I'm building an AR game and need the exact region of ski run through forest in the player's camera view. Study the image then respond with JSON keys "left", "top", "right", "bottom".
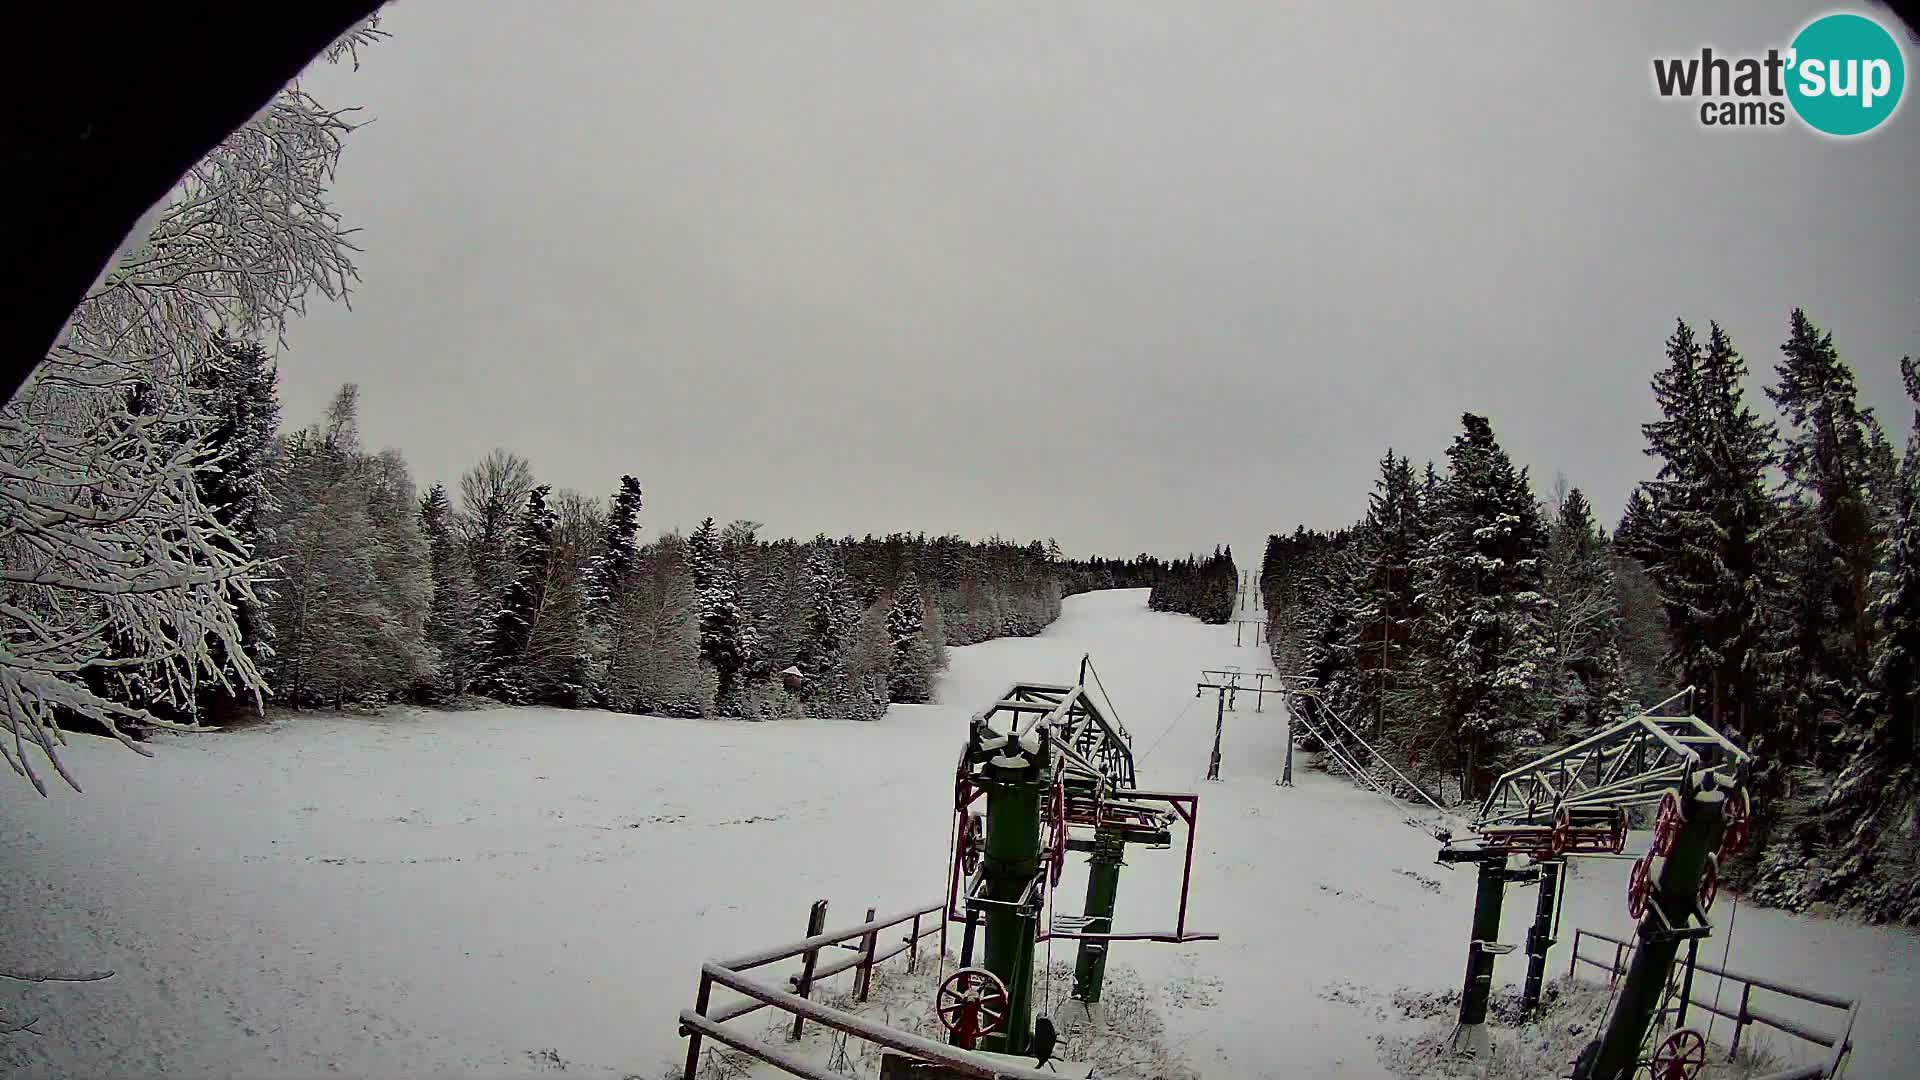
{"left": 3, "top": 9, "right": 1919, "bottom": 1080}
{"left": 3, "top": 589, "right": 1917, "bottom": 1079}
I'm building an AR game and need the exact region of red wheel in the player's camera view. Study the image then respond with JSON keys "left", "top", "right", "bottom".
{"left": 1650, "top": 1028, "right": 1708, "bottom": 1080}
{"left": 959, "top": 812, "right": 984, "bottom": 876}
{"left": 955, "top": 749, "right": 971, "bottom": 811}
{"left": 1047, "top": 784, "right": 1068, "bottom": 887}
{"left": 1720, "top": 787, "right": 1750, "bottom": 856}
{"left": 1653, "top": 791, "right": 1683, "bottom": 857}
{"left": 1610, "top": 807, "right": 1630, "bottom": 854}
{"left": 1698, "top": 852, "right": 1719, "bottom": 913}
{"left": 936, "top": 968, "right": 1009, "bottom": 1048}
{"left": 1550, "top": 807, "right": 1572, "bottom": 856}
{"left": 1627, "top": 853, "right": 1654, "bottom": 920}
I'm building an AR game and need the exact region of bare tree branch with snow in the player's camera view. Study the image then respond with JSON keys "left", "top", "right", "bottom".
{"left": 0, "top": 16, "right": 381, "bottom": 793}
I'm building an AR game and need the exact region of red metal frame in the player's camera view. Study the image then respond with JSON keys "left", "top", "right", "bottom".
{"left": 1036, "top": 789, "right": 1218, "bottom": 944}
{"left": 945, "top": 784, "right": 1217, "bottom": 943}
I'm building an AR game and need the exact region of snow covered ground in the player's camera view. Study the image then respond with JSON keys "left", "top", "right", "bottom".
{"left": 2, "top": 588, "right": 1915, "bottom": 1078}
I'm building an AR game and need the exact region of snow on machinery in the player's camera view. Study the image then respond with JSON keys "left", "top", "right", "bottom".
{"left": 1435, "top": 690, "right": 1756, "bottom": 1080}
{"left": 944, "top": 655, "right": 1217, "bottom": 1057}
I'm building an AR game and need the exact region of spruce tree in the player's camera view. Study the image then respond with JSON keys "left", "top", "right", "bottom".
{"left": 689, "top": 517, "right": 754, "bottom": 717}
{"left": 1542, "top": 486, "right": 1629, "bottom": 737}
{"left": 1416, "top": 413, "right": 1553, "bottom": 797}
{"left": 799, "top": 542, "right": 859, "bottom": 715}
{"left": 591, "top": 475, "right": 643, "bottom": 609}
{"left": 1634, "top": 320, "right": 1781, "bottom": 751}
{"left": 419, "top": 483, "right": 474, "bottom": 697}
{"left": 1337, "top": 451, "right": 1423, "bottom": 738}
{"left": 888, "top": 571, "right": 932, "bottom": 703}
{"left": 1819, "top": 356, "right": 1920, "bottom": 921}
{"left": 192, "top": 333, "right": 282, "bottom": 709}
{"left": 1770, "top": 310, "right": 1880, "bottom": 673}
{"left": 475, "top": 485, "right": 556, "bottom": 704}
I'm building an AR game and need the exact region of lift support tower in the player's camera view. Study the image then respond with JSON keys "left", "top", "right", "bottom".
{"left": 944, "top": 658, "right": 1217, "bottom": 1057}
{"left": 1435, "top": 695, "right": 1752, "bottom": 1079}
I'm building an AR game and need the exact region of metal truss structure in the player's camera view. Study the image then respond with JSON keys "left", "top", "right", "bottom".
{"left": 1471, "top": 693, "right": 1751, "bottom": 859}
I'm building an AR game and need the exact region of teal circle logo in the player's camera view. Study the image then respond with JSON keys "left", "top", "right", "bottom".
{"left": 1787, "top": 13, "right": 1906, "bottom": 136}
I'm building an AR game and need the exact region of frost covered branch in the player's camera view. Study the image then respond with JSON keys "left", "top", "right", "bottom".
{"left": 0, "top": 17, "right": 380, "bottom": 793}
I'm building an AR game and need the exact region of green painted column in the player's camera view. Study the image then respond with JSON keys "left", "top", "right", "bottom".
{"left": 1071, "top": 826, "right": 1127, "bottom": 1004}
{"left": 1521, "top": 859, "right": 1562, "bottom": 1018}
{"left": 1583, "top": 787, "right": 1726, "bottom": 1080}
{"left": 1457, "top": 854, "right": 1509, "bottom": 1029}
{"left": 979, "top": 753, "right": 1044, "bottom": 1055}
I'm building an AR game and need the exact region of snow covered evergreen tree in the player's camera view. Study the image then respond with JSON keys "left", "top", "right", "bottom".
{"left": 1334, "top": 451, "right": 1423, "bottom": 739}
{"left": 1541, "top": 484, "right": 1630, "bottom": 737}
{"left": 181, "top": 333, "right": 283, "bottom": 717}
{"left": 796, "top": 542, "right": 880, "bottom": 719}
{"left": 1633, "top": 320, "right": 1781, "bottom": 750}
{"left": 1770, "top": 310, "right": 1883, "bottom": 681}
{"left": 1766, "top": 310, "right": 1886, "bottom": 766}
{"left": 419, "top": 483, "right": 474, "bottom": 698}
{"left": 472, "top": 485, "right": 555, "bottom": 704}
{"left": 470, "top": 485, "right": 594, "bottom": 706}
{"left": 1415, "top": 413, "right": 1553, "bottom": 797}
{"left": 590, "top": 476, "right": 643, "bottom": 610}
{"left": 888, "top": 571, "right": 933, "bottom": 703}
{"left": 688, "top": 517, "right": 756, "bottom": 717}
{"left": 1817, "top": 356, "right": 1920, "bottom": 922}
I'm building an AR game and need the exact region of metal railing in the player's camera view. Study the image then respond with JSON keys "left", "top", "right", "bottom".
{"left": 679, "top": 899, "right": 1058, "bottom": 1080}
{"left": 1568, "top": 927, "right": 1858, "bottom": 1078}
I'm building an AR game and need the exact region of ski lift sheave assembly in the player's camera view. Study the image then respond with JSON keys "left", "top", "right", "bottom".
{"left": 945, "top": 654, "right": 1217, "bottom": 1061}
{"left": 675, "top": 655, "right": 1213, "bottom": 1080}
{"left": 1434, "top": 688, "right": 1758, "bottom": 1080}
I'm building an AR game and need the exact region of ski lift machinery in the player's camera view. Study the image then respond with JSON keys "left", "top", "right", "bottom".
{"left": 941, "top": 655, "right": 1217, "bottom": 1060}
{"left": 1435, "top": 689, "right": 1754, "bottom": 1080}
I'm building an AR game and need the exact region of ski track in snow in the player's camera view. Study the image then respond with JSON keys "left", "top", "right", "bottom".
{"left": 2, "top": 586, "right": 1916, "bottom": 1078}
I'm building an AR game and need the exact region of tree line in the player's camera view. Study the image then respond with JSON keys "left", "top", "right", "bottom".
{"left": 1148, "top": 547, "right": 1240, "bottom": 624}
{"left": 1262, "top": 309, "right": 1918, "bottom": 923}
{"left": 78, "top": 370, "right": 1205, "bottom": 727}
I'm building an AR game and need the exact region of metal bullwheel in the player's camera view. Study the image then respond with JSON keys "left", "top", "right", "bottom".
{"left": 1047, "top": 783, "right": 1068, "bottom": 887}
{"left": 1550, "top": 806, "right": 1572, "bottom": 857}
{"left": 1610, "top": 807, "right": 1630, "bottom": 854}
{"left": 1649, "top": 1027, "right": 1708, "bottom": 1080}
{"left": 960, "top": 811, "right": 985, "bottom": 876}
{"left": 936, "top": 967, "right": 1009, "bottom": 1050}
{"left": 1698, "top": 852, "right": 1719, "bottom": 913}
{"left": 1720, "top": 786, "right": 1751, "bottom": 857}
{"left": 1627, "top": 852, "right": 1654, "bottom": 921}
{"left": 1652, "top": 790, "right": 1683, "bottom": 857}
{"left": 954, "top": 748, "right": 973, "bottom": 812}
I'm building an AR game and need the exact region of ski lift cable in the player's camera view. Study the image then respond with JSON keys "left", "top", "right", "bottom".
{"left": 1292, "top": 687, "right": 1450, "bottom": 817}
{"left": 1138, "top": 693, "right": 1201, "bottom": 765}
{"left": 1707, "top": 893, "right": 1739, "bottom": 1048}
{"left": 1082, "top": 654, "right": 1128, "bottom": 740}
{"left": 1285, "top": 692, "right": 1410, "bottom": 807}
{"left": 1285, "top": 695, "right": 1432, "bottom": 827}
{"left": 1285, "top": 693, "right": 1463, "bottom": 839}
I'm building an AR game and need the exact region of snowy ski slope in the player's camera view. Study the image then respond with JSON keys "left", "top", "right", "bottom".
{"left": 0, "top": 588, "right": 1913, "bottom": 1078}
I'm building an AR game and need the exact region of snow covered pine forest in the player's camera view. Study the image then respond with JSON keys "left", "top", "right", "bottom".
{"left": 1263, "top": 321, "right": 1920, "bottom": 925}
{"left": 3, "top": 10, "right": 1919, "bottom": 1080}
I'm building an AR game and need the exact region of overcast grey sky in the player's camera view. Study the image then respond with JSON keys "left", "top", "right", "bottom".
{"left": 284, "top": 1, "right": 1918, "bottom": 560}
